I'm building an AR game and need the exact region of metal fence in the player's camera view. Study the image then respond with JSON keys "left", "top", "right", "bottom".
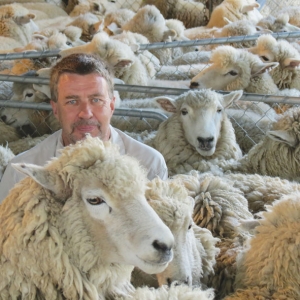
{"left": 1, "top": 0, "right": 300, "bottom": 154}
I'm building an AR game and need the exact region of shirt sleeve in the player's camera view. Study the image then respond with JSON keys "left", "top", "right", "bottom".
{"left": 0, "top": 162, "right": 20, "bottom": 203}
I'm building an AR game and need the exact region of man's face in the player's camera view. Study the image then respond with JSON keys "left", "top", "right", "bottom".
{"left": 51, "top": 72, "right": 115, "bottom": 146}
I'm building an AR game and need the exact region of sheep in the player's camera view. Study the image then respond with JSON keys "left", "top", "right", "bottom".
{"left": 0, "top": 144, "right": 15, "bottom": 180}
{"left": 225, "top": 192, "right": 300, "bottom": 299}
{"left": 0, "top": 135, "right": 174, "bottom": 299}
{"left": 256, "top": 12, "right": 300, "bottom": 33}
{"left": 8, "top": 134, "right": 50, "bottom": 155}
{"left": 206, "top": 0, "right": 262, "bottom": 28}
{"left": 0, "top": 120, "right": 22, "bottom": 145}
{"left": 248, "top": 34, "right": 300, "bottom": 90}
{"left": 103, "top": 8, "right": 136, "bottom": 35}
{"left": 277, "top": 6, "right": 300, "bottom": 27}
{"left": 222, "top": 172, "right": 300, "bottom": 214}
{"left": 20, "top": 3, "right": 68, "bottom": 20}
{"left": 0, "top": 3, "right": 38, "bottom": 50}
{"left": 118, "top": 283, "right": 215, "bottom": 299}
{"left": 69, "top": 0, "right": 115, "bottom": 18}
{"left": 188, "top": 45, "right": 300, "bottom": 152}
{"left": 185, "top": 19, "right": 266, "bottom": 50}
{"left": 121, "top": 5, "right": 177, "bottom": 65}
{"left": 132, "top": 89, "right": 244, "bottom": 176}
{"left": 0, "top": 73, "right": 60, "bottom": 137}
{"left": 171, "top": 51, "right": 212, "bottom": 66}
{"left": 141, "top": 0, "right": 207, "bottom": 28}
{"left": 58, "top": 31, "right": 151, "bottom": 98}
{"left": 225, "top": 106, "right": 300, "bottom": 182}
{"left": 131, "top": 177, "right": 220, "bottom": 289}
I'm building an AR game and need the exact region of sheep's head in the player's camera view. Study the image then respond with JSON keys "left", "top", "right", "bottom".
{"left": 155, "top": 89, "right": 243, "bottom": 157}
{"left": 146, "top": 177, "right": 201, "bottom": 287}
{"left": 12, "top": 136, "right": 174, "bottom": 274}
{"left": 190, "top": 46, "right": 279, "bottom": 91}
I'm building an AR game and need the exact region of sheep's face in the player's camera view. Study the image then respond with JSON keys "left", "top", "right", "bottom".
{"left": 179, "top": 101, "right": 224, "bottom": 157}
{"left": 66, "top": 152, "right": 174, "bottom": 274}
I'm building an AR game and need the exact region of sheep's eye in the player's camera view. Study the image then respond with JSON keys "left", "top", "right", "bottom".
{"left": 261, "top": 56, "right": 269, "bottom": 61}
{"left": 181, "top": 108, "right": 188, "bottom": 115}
{"left": 188, "top": 224, "right": 192, "bottom": 230}
{"left": 26, "top": 93, "right": 34, "bottom": 97}
{"left": 66, "top": 41, "right": 72, "bottom": 46}
{"left": 217, "top": 108, "right": 222, "bottom": 113}
{"left": 227, "top": 70, "right": 238, "bottom": 76}
{"left": 87, "top": 197, "right": 105, "bottom": 205}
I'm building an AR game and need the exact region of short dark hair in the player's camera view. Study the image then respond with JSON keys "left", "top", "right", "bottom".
{"left": 50, "top": 53, "right": 115, "bottom": 102}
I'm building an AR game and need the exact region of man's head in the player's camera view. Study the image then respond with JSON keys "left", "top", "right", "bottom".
{"left": 50, "top": 53, "right": 116, "bottom": 146}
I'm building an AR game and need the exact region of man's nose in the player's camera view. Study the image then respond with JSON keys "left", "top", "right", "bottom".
{"left": 78, "top": 103, "right": 93, "bottom": 118}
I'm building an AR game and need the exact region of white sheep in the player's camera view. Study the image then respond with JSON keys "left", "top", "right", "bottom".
{"left": 0, "top": 3, "right": 38, "bottom": 50}
{"left": 0, "top": 144, "right": 15, "bottom": 180}
{"left": 0, "top": 120, "right": 22, "bottom": 145}
{"left": 131, "top": 177, "right": 220, "bottom": 288}
{"left": 0, "top": 135, "right": 174, "bottom": 299}
{"left": 225, "top": 192, "right": 300, "bottom": 299}
{"left": 69, "top": 0, "right": 115, "bottom": 17}
{"left": 277, "top": 6, "right": 300, "bottom": 27}
{"left": 58, "top": 31, "right": 150, "bottom": 98}
{"left": 121, "top": 5, "right": 177, "bottom": 65}
{"left": 141, "top": 0, "right": 207, "bottom": 28}
{"left": 225, "top": 106, "right": 300, "bottom": 181}
{"left": 248, "top": 34, "right": 300, "bottom": 90}
{"left": 132, "top": 89, "right": 243, "bottom": 176}
{"left": 206, "top": 0, "right": 262, "bottom": 28}
{"left": 256, "top": 12, "right": 300, "bottom": 33}
{"left": 20, "top": 2, "right": 68, "bottom": 20}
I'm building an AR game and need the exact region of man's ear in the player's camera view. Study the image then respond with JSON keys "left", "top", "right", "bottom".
{"left": 51, "top": 100, "right": 58, "bottom": 119}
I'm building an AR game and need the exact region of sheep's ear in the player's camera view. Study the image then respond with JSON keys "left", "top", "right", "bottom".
{"left": 12, "top": 163, "right": 59, "bottom": 193}
{"left": 113, "top": 59, "right": 133, "bottom": 68}
{"left": 37, "top": 67, "right": 51, "bottom": 78}
{"left": 106, "top": 22, "right": 122, "bottom": 35}
{"left": 130, "top": 43, "right": 140, "bottom": 53}
{"left": 113, "top": 78, "right": 125, "bottom": 84}
{"left": 155, "top": 97, "right": 177, "bottom": 113}
{"left": 251, "top": 61, "right": 279, "bottom": 77}
{"left": 28, "top": 13, "right": 36, "bottom": 20}
{"left": 32, "top": 34, "right": 48, "bottom": 41}
{"left": 222, "top": 90, "right": 243, "bottom": 108}
{"left": 162, "top": 29, "right": 177, "bottom": 41}
{"left": 241, "top": 2, "right": 260, "bottom": 13}
{"left": 282, "top": 58, "right": 300, "bottom": 69}
{"left": 267, "top": 130, "right": 297, "bottom": 147}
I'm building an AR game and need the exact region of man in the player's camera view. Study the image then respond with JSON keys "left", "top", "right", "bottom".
{"left": 0, "top": 53, "right": 168, "bottom": 203}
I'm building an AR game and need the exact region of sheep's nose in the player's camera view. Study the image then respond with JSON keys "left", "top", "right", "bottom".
{"left": 152, "top": 239, "right": 172, "bottom": 253}
{"left": 197, "top": 137, "right": 214, "bottom": 149}
{"left": 190, "top": 82, "right": 199, "bottom": 89}
{"left": 1, "top": 115, "right": 6, "bottom": 122}
{"left": 167, "top": 277, "right": 190, "bottom": 287}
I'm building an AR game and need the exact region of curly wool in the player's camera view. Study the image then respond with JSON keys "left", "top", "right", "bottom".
{"left": 231, "top": 193, "right": 300, "bottom": 299}
{"left": 236, "top": 107, "right": 300, "bottom": 181}
{"left": 151, "top": 90, "right": 242, "bottom": 176}
{"left": 0, "top": 136, "right": 149, "bottom": 299}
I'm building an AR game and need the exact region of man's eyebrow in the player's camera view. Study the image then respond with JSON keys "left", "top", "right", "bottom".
{"left": 65, "top": 95, "right": 79, "bottom": 99}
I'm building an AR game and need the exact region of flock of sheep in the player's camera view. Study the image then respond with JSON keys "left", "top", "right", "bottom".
{"left": 1, "top": 0, "right": 300, "bottom": 299}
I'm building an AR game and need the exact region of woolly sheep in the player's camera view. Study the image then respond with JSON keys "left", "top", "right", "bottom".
{"left": 0, "top": 120, "right": 22, "bottom": 145}
{"left": 0, "top": 144, "right": 14, "bottom": 181}
{"left": 133, "top": 89, "right": 243, "bottom": 176}
{"left": 248, "top": 34, "right": 300, "bottom": 90}
{"left": 0, "top": 135, "right": 174, "bottom": 299}
{"left": 226, "top": 106, "right": 300, "bottom": 181}
{"left": 0, "top": 3, "right": 38, "bottom": 50}
{"left": 277, "top": 6, "right": 300, "bottom": 27}
{"left": 58, "top": 31, "right": 150, "bottom": 98}
{"left": 118, "top": 283, "right": 215, "bottom": 300}
{"left": 121, "top": 5, "right": 176, "bottom": 65}
{"left": 20, "top": 3, "right": 68, "bottom": 20}
{"left": 131, "top": 177, "right": 220, "bottom": 288}
{"left": 225, "top": 193, "right": 300, "bottom": 299}
{"left": 8, "top": 134, "right": 50, "bottom": 155}
{"left": 141, "top": 0, "right": 207, "bottom": 28}
{"left": 69, "top": 0, "right": 115, "bottom": 17}
{"left": 206, "top": 0, "right": 262, "bottom": 28}
{"left": 256, "top": 12, "right": 300, "bottom": 33}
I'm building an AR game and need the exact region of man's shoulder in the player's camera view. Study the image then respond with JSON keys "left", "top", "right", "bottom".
{"left": 10, "top": 130, "right": 61, "bottom": 164}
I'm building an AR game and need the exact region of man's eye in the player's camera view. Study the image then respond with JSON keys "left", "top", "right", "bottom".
{"left": 92, "top": 98, "right": 106, "bottom": 105}
{"left": 67, "top": 100, "right": 77, "bottom": 105}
